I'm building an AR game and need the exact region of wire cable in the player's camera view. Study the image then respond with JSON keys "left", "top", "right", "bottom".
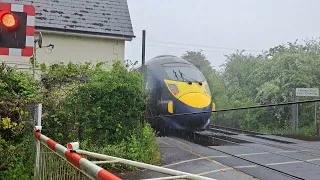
{"left": 128, "top": 42, "right": 234, "bottom": 54}
{"left": 146, "top": 99, "right": 320, "bottom": 119}
{"left": 133, "top": 37, "right": 264, "bottom": 52}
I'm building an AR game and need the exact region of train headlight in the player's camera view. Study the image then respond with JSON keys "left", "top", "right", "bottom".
{"left": 168, "top": 84, "right": 179, "bottom": 95}
{"left": 167, "top": 101, "right": 173, "bottom": 114}
{"left": 212, "top": 102, "right": 216, "bottom": 114}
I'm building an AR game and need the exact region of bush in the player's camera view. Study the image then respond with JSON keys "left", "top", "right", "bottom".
{"left": 0, "top": 60, "right": 160, "bottom": 178}
{"left": 81, "top": 124, "right": 161, "bottom": 172}
{"left": 0, "top": 63, "right": 38, "bottom": 179}
{"left": 41, "top": 61, "right": 160, "bottom": 171}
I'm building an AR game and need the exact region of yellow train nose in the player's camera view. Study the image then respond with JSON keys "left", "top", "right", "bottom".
{"left": 178, "top": 93, "right": 211, "bottom": 108}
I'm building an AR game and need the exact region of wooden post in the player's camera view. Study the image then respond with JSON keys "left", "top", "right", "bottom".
{"left": 292, "top": 91, "right": 297, "bottom": 132}
{"left": 316, "top": 107, "right": 320, "bottom": 136}
{"left": 315, "top": 97, "right": 318, "bottom": 127}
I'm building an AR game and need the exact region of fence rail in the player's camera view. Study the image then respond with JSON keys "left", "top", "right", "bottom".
{"left": 34, "top": 126, "right": 122, "bottom": 180}
{"left": 68, "top": 142, "right": 216, "bottom": 180}
{"left": 34, "top": 126, "right": 217, "bottom": 180}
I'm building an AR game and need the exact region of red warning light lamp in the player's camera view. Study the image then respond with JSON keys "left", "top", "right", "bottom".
{"left": 0, "top": 11, "right": 18, "bottom": 29}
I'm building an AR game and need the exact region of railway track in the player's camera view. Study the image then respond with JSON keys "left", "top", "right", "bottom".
{"left": 209, "top": 124, "right": 264, "bottom": 136}
{"left": 209, "top": 124, "right": 296, "bottom": 144}
{"left": 165, "top": 124, "right": 320, "bottom": 179}
{"left": 171, "top": 125, "right": 320, "bottom": 180}
{"left": 209, "top": 124, "right": 320, "bottom": 156}
{"left": 195, "top": 132, "right": 320, "bottom": 167}
{"left": 174, "top": 130, "right": 307, "bottom": 180}
{"left": 196, "top": 130, "right": 320, "bottom": 166}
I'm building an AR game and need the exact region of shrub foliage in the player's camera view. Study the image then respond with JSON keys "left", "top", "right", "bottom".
{"left": 0, "top": 63, "right": 37, "bottom": 179}
{"left": 0, "top": 60, "right": 160, "bottom": 179}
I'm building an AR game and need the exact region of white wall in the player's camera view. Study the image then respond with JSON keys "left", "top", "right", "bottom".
{"left": 0, "top": 32, "right": 126, "bottom": 76}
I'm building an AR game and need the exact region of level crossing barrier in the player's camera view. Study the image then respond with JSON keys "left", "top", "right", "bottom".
{"left": 33, "top": 103, "right": 217, "bottom": 180}
{"left": 34, "top": 126, "right": 121, "bottom": 180}
{"left": 34, "top": 125, "right": 217, "bottom": 180}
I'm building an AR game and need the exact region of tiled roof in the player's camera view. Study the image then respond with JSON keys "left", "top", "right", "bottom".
{"left": 3, "top": 0, "right": 134, "bottom": 39}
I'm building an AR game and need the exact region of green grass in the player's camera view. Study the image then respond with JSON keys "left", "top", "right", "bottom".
{"left": 259, "top": 125, "right": 317, "bottom": 136}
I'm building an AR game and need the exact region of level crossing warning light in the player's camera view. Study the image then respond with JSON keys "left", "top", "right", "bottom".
{"left": 0, "top": 3, "right": 35, "bottom": 57}
{"left": 0, "top": 11, "right": 18, "bottom": 29}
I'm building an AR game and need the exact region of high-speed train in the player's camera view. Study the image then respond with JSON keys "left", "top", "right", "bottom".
{"left": 139, "top": 55, "right": 216, "bottom": 133}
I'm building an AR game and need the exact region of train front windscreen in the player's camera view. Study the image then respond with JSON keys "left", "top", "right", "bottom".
{"left": 163, "top": 65, "right": 205, "bottom": 83}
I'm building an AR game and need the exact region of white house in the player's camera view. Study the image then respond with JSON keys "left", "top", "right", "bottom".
{"left": 0, "top": 0, "right": 135, "bottom": 71}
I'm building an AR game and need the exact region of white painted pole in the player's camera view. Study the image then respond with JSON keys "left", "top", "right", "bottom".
{"left": 37, "top": 104, "right": 42, "bottom": 126}
{"left": 34, "top": 104, "right": 42, "bottom": 179}
{"left": 76, "top": 150, "right": 217, "bottom": 180}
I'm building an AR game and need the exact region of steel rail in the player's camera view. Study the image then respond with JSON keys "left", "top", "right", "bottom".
{"left": 239, "top": 135, "right": 320, "bottom": 158}
{"left": 209, "top": 125, "right": 297, "bottom": 144}
{"left": 209, "top": 124, "right": 265, "bottom": 136}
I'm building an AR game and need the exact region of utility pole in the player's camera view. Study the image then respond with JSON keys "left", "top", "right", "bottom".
{"left": 33, "top": 32, "right": 43, "bottom": 79}
{"left": 141, "top": 30, "right": 146, "bottom": 75}
{"left": 141, "top": 30, "right": 147, "bottom": 125}
{"left": 33, "top": 40, "right": 37, "bottom": 79}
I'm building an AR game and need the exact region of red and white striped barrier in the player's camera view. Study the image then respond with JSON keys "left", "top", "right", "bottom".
{"left": 34, "top": 126, "right": 122, "bottom": 180}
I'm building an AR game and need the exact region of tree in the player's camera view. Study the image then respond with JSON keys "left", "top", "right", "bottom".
{"left": 181, "top": 50, "right": 211, "bottom": 73}
{"left": 218, "top": 39, "right": 320, "bottom": 133}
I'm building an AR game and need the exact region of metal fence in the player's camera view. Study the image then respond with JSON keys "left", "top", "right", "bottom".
{"left": 37, "top": 142, "right": 90, "bottom": 180}
{"left": 34, "top": 126, "right": 122, "bottom": 180}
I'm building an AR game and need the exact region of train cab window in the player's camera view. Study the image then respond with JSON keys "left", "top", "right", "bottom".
{"left": 163, "top": 65, "right": 205, "bottom": 82}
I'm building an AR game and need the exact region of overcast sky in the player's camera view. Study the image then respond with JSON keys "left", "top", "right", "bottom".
{"left": 125, "top": 0, "right": 320, "bottom": 70}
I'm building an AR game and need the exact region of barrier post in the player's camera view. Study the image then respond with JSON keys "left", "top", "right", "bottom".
{"left": 34, "top": 104, "right": 42, "bottom": 179}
